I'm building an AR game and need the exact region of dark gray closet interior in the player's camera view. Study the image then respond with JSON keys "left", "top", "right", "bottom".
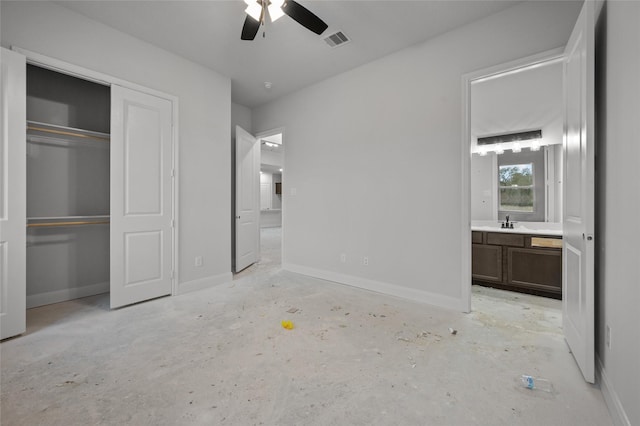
{"left": 26, "top": 65, "right": 111, "bottom": 307}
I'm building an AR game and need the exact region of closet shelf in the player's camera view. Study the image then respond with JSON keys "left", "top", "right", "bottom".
{"left": 27, "top": 215, "right": 111, "bottom": 228}
{"left": 27, "top": 120, "right": 110, "bottom": 145}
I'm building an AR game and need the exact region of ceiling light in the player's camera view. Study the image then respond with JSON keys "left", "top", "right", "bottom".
{"left": 268, "top": 0, "right": 285, "bottom": 21}
{"left": 244, "top": 0, "right": 262, "bottom": 21}
{"left": 279, "top": 168, "right": 283, "bottom": 172}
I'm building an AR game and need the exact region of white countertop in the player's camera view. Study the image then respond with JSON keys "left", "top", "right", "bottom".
{"left": 471, "top": 221, "right": 563, "bottom": 236}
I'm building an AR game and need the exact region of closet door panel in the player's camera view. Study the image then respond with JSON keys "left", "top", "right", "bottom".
{"left": 0, "top": 48, "right": 26, "bottom": 339}
{"left": 124, "top": 104, "right": 162, "bottom": 215}
{"left": 111, "top": 86, "right": 172, "bottom": 309}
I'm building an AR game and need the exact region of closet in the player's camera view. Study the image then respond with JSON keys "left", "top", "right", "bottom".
{"left": 0, "top": 47, "right": 177, "bottom": 340}
{"left": 26, "top": 65, "right": 111, "bottom": 308}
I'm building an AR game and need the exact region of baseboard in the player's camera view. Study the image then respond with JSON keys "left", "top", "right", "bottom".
{"left": 26, "top": 281, "right": 109, "bottom": 308}
{"left": 283, "top": 263, "right": 466, "bottom": 312}
{"left": 597, "top": 355, "right": 631, "bottom": 426}
{"left": 176, "top": 272, "right": 233, "bottom": 295}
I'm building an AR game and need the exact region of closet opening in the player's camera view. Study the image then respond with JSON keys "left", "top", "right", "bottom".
{"left": 26, "top": 64, "right": 111, "bottom": 310}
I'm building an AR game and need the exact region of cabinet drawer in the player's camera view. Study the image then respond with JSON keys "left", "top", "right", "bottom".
{"left": 487, "top": 232, "right": 524, "bottom": 247}
{"left": 531, "top": 236, "right": 562, "bottom": 249}
{"left": 471, "top": 231, "right": 483, "bottom": 244}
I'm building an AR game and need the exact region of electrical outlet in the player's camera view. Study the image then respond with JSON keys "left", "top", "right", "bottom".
{"left": 195, "top": 256, "right": 203, "bottom": 267}
{"left": 606, "top": 325, "right": 611, "bottom": 349}
{"left": 363, "top": 256, "right": 369, "bottom": 266}
{"left": 340, "top": 253, "right": 346, "bottom": 263}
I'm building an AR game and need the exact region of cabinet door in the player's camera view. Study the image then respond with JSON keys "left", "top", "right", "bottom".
{"left": 0, "top": 48, "right": 26, "bottom": 339}
{"left": 472, "top": 244, "right": 502, "bottom": 283}
{"left": 507, "top": 247, "right": 562, "bottom": 294}
{"left": 110, "top": 85, "right": 173, "bottom": 308}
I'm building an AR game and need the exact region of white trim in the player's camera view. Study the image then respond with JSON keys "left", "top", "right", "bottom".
{"left": 460, "top": 74, "right": 472, "bottom": 313}
{"left": 461, "top": 47, "right": 566, "bottom": 312}
{"left": 176, "top": 272, "right": 233, "bottom": 295}
{"left": 12, "top": 47, "right": 178, "bottom": 101}
{"left": 26, "top": 282, "right": 109, "bottom": 309}
{"left": 597, "top": 356, "right": 631, "bottom": 426}
{"left": 13, "top": 47, "right": 181, "bottom": 295}
{"left": 284, "top": 263, "right": 467, "bottom": 312}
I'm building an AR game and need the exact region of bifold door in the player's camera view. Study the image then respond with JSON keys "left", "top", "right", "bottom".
{"left": 0, "top": 48, "right": 26, "bottom": 340}
{"left": 110, "top": 85, "right": 173, "bottom": 308}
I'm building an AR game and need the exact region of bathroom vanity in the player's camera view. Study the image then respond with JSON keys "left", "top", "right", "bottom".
{"left": 471, "top": 222, "right": 562, "bottom": 299}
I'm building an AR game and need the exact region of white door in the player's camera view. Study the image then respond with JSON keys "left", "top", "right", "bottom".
{"left": 110, "top": 85, "right": 173, "bottom": 308}
{"left": 562, "top": 0, "right": 595, "bottom": 383}
{"left": 235, "top": 126, "right": 260, "bottom": 272}
{"left": 0, "top": 48, "right": 26, "bottom": 339}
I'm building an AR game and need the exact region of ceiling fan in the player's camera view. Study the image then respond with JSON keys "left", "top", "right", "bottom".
{"left": 241, "top": 0, "right": 329, "bottom": 40}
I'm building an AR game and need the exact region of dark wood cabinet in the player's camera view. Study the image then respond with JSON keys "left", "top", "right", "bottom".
{"left": 472, "top": 231, "right": 562, "bottom": 299}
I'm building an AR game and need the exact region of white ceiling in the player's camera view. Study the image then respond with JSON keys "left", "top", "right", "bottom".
{"left": 56, "top": 0, "right": 521, "bottom": 108}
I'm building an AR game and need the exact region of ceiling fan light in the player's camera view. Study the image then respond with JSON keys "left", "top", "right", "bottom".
{"left": 268, "top": 3, "right": 285, "bottom": 21}
{"left": 245, "top": 3, "right": 262, "bottom": 21}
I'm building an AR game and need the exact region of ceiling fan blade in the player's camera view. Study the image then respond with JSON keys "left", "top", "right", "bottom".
{"left": 241, "top": 15, "right": 261, "bottom": 40}
{"left": 282, "top": 0, "right": 328, "bottom": 35}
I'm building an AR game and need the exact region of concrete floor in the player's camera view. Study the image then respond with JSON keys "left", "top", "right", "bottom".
{"left": 1, "top": 227, "right": 612, "bottom": 425}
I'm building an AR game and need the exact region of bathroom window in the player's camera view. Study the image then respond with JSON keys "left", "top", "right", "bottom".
{"left": 499, "top": 163, "right": 534, "bottom": 212}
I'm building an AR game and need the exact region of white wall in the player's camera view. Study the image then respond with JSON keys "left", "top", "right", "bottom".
{"left": 595, "top": 1, "right": 640, "bottom": 424}
{"left": 261, "top": 149, "right": 283, "bottom": 168}
{"left": 252, "top": 1, "right": 581, "bottom": 309}
{"left": 232, "top": 102, "right": 252, "bottom": 137}
{"left": 470, "top": 153, "right": 495, "bottom": 221}
{"left": 1, "top": 1, "right": 232, "bottom": 291}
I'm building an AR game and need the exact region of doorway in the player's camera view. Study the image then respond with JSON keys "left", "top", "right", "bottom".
{"left": 258, "top": 129, "right": 284, "bottom": 269}
{"left": 233, "top": 127, "right": 285, "bottom": 278}
{"left": 463, "top": 48, "right": 566, "bottom": 316}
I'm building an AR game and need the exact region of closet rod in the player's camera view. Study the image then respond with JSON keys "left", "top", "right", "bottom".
{"left": 27, "top": 126, "right": 110, "bottom": 142}
{"left": 27, "top": 220, "right": 110, "bottom": 228}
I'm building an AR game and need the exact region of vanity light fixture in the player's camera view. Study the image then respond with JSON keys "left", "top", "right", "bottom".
{"left": 530, "top": 140, "right": 541, "bottom": 151}
{"left": 495, "top": 145, "right": 504, "bottom": 155}
{"left": 512, "top": 142, "right": 522, "bottom": 153}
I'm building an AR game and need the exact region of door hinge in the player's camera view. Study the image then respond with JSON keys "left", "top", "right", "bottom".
{"left": 171, "top": 220, "right": 175, "bottom": 228}
{"left": 171, "top": 169, "right": 175, "bottom": 178}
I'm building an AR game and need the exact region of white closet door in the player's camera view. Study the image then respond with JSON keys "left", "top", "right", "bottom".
{"left": 110, "top": 85, "right": 173, "bottom": 309}
{"left": 0, "top": 48, "right": 26, "bottom": 339}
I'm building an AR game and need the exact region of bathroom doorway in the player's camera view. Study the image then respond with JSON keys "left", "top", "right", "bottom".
{"left": 463, "top": 48, "right": 566, "bottom": 319}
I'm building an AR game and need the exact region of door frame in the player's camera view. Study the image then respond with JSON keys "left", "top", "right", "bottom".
{"left": 460, "top": 47, "right": 566, "bottom": 313}
{"left": 255, "top": 127, "right": 286, "bottom": 265}
{"left": 12, "top": 47, "right": 180, "bottom": 295}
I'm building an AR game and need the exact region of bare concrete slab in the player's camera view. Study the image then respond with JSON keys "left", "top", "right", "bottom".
{"left": 1, "top": 228, "right": 611, "bottom": 425}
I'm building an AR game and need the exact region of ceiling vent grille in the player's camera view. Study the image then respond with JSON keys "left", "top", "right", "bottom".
{"left": 323, "top": 31, "right": 350, "bottom": 48}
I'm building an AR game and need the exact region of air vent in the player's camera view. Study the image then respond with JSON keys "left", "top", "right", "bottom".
{"left": 323, "top": 31, "right": 350, "bottom": 48}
